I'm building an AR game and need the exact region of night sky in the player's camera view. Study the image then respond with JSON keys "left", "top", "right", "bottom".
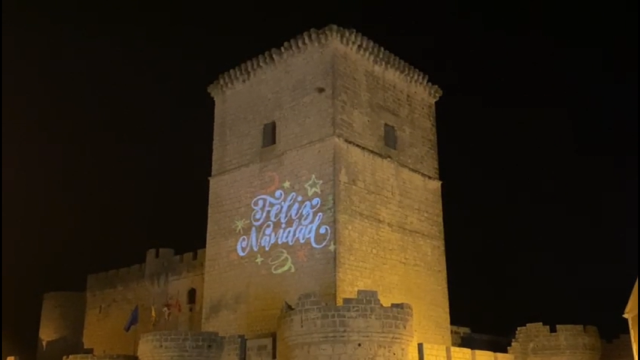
{"left": 2, "top": 0, "right": 637, "bottom": 358}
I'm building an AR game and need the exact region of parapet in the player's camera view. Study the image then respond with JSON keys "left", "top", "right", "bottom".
{"left": 137, "top": 331, "right": 244, "bottom": 360}
{"left": 278, "top": 289, "right": 414, "bottom": 360}
{"left": 86, "top": 248, "right": 205, "bottom": 291}
{"left": 207, "top": 25, "right": 442, "bottom": 101}
{"left": 508, "top": 323, "right": 601, "bottom": 360}
{"left": 65, "top": 355, "right": 137, "bottom": 360}
{"left": 602, "top": 335, "right": 635, "bottom": 360}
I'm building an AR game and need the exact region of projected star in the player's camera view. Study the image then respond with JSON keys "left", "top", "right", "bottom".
{"left": 329, "top": 241, "right": 336, "bottom": 252}
{"left": 305, "top": 175, "right": 323, "bottom": 197}
{"left": 282, "top": 180, "right": 291, "bottom": 189}
{"left": 233, "top": 219, "right": 249, "bottom": 234}
{"left": 255, "top": 254, "right": 264, "bottom": 265}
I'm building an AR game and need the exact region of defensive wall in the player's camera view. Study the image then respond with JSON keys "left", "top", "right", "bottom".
{"left": 278, "top": 290, "right": 415, "bottom": 359}
{"left": 39, "top": 285, "right": 635, "bottom": 360}
{"left": 33, "top": 248, "right": 206, "bottom": 358}
{"left": 508, "top": 323, "right": 602, "bottom": 360}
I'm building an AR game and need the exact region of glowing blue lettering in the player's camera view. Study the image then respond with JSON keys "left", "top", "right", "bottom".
{"left": 237, "top": 190, "right": 331, "bottom": 256}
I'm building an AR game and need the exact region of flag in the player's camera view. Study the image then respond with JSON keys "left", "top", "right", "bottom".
{"left": 162, "top": 305, "right": 171, "bottom": 320}
{"left": 174, "top": 299, "right": 182, "bottom": 313}
{"left": 151, "top": 305, "right": 157, "bottom": 326}
{"left": 124, "top": 305, "right": 139, "bottom": 332}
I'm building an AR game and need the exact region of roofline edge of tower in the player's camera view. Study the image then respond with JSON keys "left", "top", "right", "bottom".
{"left": 207, "top": 25, "right": 442, "bottom": 101}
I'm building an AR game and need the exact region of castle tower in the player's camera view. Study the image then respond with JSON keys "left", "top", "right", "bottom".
{"left": 37, "top": 292, "right": 86, "bottom": 360}
{"left": 203, "top": 25, "right": 450, "bottom": 346}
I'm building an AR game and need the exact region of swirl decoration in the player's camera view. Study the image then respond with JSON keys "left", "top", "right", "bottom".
{"left": 269, "top": 249, "right": 295, "bottom": 274}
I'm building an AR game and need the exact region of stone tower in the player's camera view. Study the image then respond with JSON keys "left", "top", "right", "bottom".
{"left": 203, "top": 25, "right": 450, "bottom": 347}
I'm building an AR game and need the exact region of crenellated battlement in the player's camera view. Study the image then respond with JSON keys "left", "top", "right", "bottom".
{"left": 86, "top": 248, "right": 206, "bottom": 291}
{"left": 207, "top": 25, "right": 441, "bottom": 100}
{"left": 278, "top": 290, "right": 414, "bottom": 359}
{"left": 508, "top": 323, "right": 602, "bottom": 360}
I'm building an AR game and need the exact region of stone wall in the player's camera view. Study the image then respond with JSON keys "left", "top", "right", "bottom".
{"left": 335, "top": 137, "right": 450, "bottom": 347}
{"left": 245, "top": 336, "right": 276, "bottom": 360}
{"left": 37, "top": 292, "right": 86, "bottom": 360}
{"left": 508, "top": 323, "right": 601, "bottom": 360}
{"left": 82, "top": 248, "right": 205, "bottom": 355}
{"left": 332, "top": 25, "right": 450, "bottom": 347}
{"left": 278, "top": 290, "right": 414, "bottom": 360}
{"left": 418, "top": 344, "right": 514, "bottom": 360}
{"left": 137, "top": 331, "right": 243, "bottom": 360}
{"left": 203, "top": 34, "right": 338, "bottom": 338}
{"left": 602, "top": 336, "right": 635, "bottom": 360}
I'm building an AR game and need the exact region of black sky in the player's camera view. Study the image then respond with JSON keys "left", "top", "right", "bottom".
{"left": 2, "top": 0, "right": 638, "bottom": 358}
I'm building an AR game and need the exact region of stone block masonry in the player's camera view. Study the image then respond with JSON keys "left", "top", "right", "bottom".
{"left": 508, "top": 323, "right": 603, "bottom": 360}
{"left": 137, "top": 331, "right": 244, "bottom": 360}
{"left": 278, "top": 290, "right": 415, "bottom": 360}
{"left": 81, "top": 248, "right": 206, "bottom": 355}
{"left": 205, "top": 24, "right": 451, "bottom": 347}
{"left": 418, "top": 343, "right": 514, "bottom": 360}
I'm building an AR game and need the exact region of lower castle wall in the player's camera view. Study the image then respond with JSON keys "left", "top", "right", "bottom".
{"left": 83, "top": 249, "right": 205, "bottom": 355}
{"left": 508, "top": 323, "right": 602, "bottom": 360}
{"left": 137, "top": 331, "right": 243, "bottom": 360}
{"left": 419, "top": 343, "right": 514, "bottom": 360}
{"left": 278, "top": 290, "right": 417, "bottom": 360}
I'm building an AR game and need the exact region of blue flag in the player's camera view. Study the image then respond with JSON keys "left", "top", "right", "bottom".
{"left": 124, "top": 305, "right": 139, "bottom": 332}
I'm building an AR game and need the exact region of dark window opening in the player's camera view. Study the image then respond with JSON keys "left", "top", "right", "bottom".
{"left": 384, "top": 123, "right": 397, "bottom": 150}
{"left": 262, "top": 121, "right": 276, "bottom": 148}
{"left": 187, "top": 287, "right": 197, "bottom": 312}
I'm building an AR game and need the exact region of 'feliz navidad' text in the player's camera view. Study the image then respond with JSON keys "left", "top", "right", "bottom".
{"left": 237, "top": 190, "right": 331, "bottom": 256}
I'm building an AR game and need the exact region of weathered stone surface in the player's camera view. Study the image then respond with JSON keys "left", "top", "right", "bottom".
{"left": 508, "top": 323, "right": 605, "bottom": 360}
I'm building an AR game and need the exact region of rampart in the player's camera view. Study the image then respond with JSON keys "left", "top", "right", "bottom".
{"left": 278, "top": 289, "right": 414, "bottom": 359}
{"left": 137, "top": 331, "right": 244, "bottom": 360}
{"left": 508, "top": 323, "right": 601, "bottom": 360}
{"left": 602, "top": 336, "right": 635, "bottom": 360}
{"left": 37, "top": 292, "right": 86, "bottom": 360}
{"left": 86, "top": 249, "right": 206, "bottom": 292}
{"left": 83, "top": 249, "right": 207, "bottom": 355}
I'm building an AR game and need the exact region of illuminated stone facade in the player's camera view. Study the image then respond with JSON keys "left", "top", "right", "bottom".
{"left": 34, "top": 25, "right": 636, "bottom": 360}
{"left": 624, "top": 279, "right": 639, "bottom": 360}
